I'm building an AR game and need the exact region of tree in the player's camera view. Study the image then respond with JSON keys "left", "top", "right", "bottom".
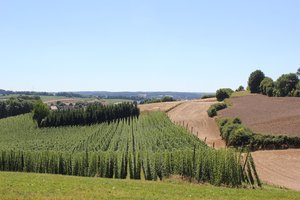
{"left": 248, "top": 70, "right": 265, "bottom": 93}
{"left": 33, "top": 102, "right": 50, "bottom": 127}
{"left": 275, "top": 73, "right": 299, "bottom": 96}
{"left": 297, "top": 68, "right": 300, "bottom": 77}
{"left": 259, "top": 77, "right": 274, "bottom": 96}
{"left": 236, "top": 86, "right": 245, "bottom": 92}
{"left": 216, "top": 88, "right": 234, "bottom": 101}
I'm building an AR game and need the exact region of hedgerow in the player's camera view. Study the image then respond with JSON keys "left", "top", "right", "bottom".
{"left": 217, "top": 118, "right": 300, "bottom": 150}
{"left": 207, "top": 103, "right": 227, "bottom": 117}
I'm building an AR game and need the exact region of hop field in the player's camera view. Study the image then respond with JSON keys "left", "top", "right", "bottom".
{"left": 0, "top": 112, "right": 260, "bottom": 187}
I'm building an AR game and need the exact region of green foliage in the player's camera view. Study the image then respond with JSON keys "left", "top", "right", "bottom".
{"left": 207, "top": 103, "right": 227, "bottom": 117}
{"left": 248, "top": 70, "right": 265, "bottom": 93}
{"left": 275, "top": 73, "right": 299, "bottom": 97}
{"left": 217, "top": 118, "right": 300, "bottom": 150}
{"left": 236, "top": 86, "right": 245, "bottom": 92}
{"left": 293, "top": 89, "right": 300, "bottom": 97}
{"left": 38, "top": 102, "right": 140, "bottom": 127}
{"left": 0, "top": 96, "right": 38, "bottom": 119}
{"left": 216, "top": 88, "right": 234, "bottom": 101}
{"left": 259, "top": 77, "right": 274, "bottom": 96}
{"left": 32, "top": 102, "right": 50, "bottom": 127}
{"left": 140, "top": 96, "right": 176, "bottom": 104}
{"left": 0, "top": 112, "right": 260, "bottom": 187}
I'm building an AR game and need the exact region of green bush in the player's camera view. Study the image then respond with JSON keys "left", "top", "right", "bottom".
{"left": 259, "top": 77, "right": 274, "bottom": 96}
{"left": 207, "top": 103, "right": 227, "bottom": 117}
{"left": 216, "top": 88, "right": 234, "bottom": 101}
{"left": 248, "top": 70, "right": 265, "bottom": 93}
{"left": 228, "top": 127, "right": 253, "bottom": 147}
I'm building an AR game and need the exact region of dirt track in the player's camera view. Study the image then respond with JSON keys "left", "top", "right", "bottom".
{"left": 252, "top": 149, "right": 300, "bottom": 191}
{"left": 167, "top": 99, "right": 225, "bottom": 149}
{"left": 219, "top": 94, "right": 300, "bottom": 136}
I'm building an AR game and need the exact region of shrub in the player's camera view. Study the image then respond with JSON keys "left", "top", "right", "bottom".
{"left": 207, "top": 107, "right": 217, "bottom": 117}
{"left": 228, "top": 127, "right": 253, "bottom": 147}
{"left": 216, "top": 88, "right": 234, "bottom": 101}
{"left": 248, "top": 70, "right": 265, "bottom": 93}
{"left": 207, "top": 103, "right": 227, "bottom": 117}
{"left": 259, "top": 77, "right": 274, "bottom": 96}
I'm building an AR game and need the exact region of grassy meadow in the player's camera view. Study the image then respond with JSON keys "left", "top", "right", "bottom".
{"left": 1, "top": 172, "right": 299, "bottom": 200}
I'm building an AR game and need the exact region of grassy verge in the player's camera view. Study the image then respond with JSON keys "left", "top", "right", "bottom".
{"left": 230, "top": 91, "right": 251, "bottom": 98}
{"left": 1, "top": 172, "right": 299, "bottom": 200}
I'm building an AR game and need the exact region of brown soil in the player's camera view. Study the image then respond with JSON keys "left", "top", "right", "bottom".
{"left": 252, "top": 149, "right": 300, "bottom": 191}
{"left": 167, "top": 99, "right": 225, "bottom": 149}
{"left": 218, "top": 94, "right": 300, "bottom": 136}
{"left": 139, "top": 101, "right": 185, "bottom": 112}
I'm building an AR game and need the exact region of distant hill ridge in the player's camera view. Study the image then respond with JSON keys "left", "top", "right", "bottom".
{"left": 0, "top": 89, "right": 212, "bottom": 100}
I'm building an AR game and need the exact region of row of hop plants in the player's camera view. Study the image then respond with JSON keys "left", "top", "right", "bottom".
{"left": 0, "top": 148, "right": 261, "bottom": 187}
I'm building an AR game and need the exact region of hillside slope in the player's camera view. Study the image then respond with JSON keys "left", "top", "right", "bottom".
{"left": 252, "top": 149, "right": 300, "bottom": 191}
{"left": 167, "top": 99, "right": 225, "bottom": 149}
{"left": 218, "top": 94, "right": 300, "bottom": 136}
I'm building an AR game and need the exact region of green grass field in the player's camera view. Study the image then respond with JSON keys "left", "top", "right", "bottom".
{"left": 1, "top": 172, "right": 299, "bottom": 200}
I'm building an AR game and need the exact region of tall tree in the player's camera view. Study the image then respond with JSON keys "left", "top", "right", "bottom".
{"left": 33, "top": 102, "right": 50, "bottom": 127}
{"left": 297, "top": 67, "right": 300, "bottom": 76}
{"left": 248, "top": 70, "right": 265, "bottom": 93}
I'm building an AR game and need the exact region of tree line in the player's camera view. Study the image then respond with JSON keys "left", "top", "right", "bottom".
{"left": 0, "top": 89, "right": 85, "bottom": 98}
{"left": 0, "top": 96, "right": 40, "bottom": 119}
{"left": 139, "top": 96, "right": 176, "bottom": 104}
{"left": 248, "top": 69, "right": 300, "bottom": 97}
{"left": 33, "top": 102, "right": 140, "bottom": 127}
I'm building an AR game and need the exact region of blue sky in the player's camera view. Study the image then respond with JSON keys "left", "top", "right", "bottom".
{"left": 0, "top": 0, "right": 300, "bottom": 92}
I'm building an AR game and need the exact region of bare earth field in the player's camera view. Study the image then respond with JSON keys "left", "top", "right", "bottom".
{"left": 139, "top": 101, "right": 184, "bottom": 112}
{"left": 167, "top": 99, "right": 225, "bottom": 149}
{"left": 218, "top": 94, "right": 300, "bottom": 136}
{"left": 252, "top": 149, "right": 300, "bottom": 191}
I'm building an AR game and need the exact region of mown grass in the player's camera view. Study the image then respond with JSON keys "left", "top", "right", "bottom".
{"left": 1, "top": 172, "right": 299, "bottom": 200}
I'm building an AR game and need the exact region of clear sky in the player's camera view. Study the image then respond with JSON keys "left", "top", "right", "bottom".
{"left": 1, "top": 0, "right": 300, "bottom": 92}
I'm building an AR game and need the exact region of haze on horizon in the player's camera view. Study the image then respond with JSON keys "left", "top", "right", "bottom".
{"left": 1, "top": 1, "right": 300, "bottom": 93}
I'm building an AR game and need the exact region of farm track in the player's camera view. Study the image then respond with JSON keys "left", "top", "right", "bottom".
{"left": 252, "top": 149, "right": 300, "bottom": 191}
{"left": 167, "top": 99, "right": 225, "bottom": 149}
